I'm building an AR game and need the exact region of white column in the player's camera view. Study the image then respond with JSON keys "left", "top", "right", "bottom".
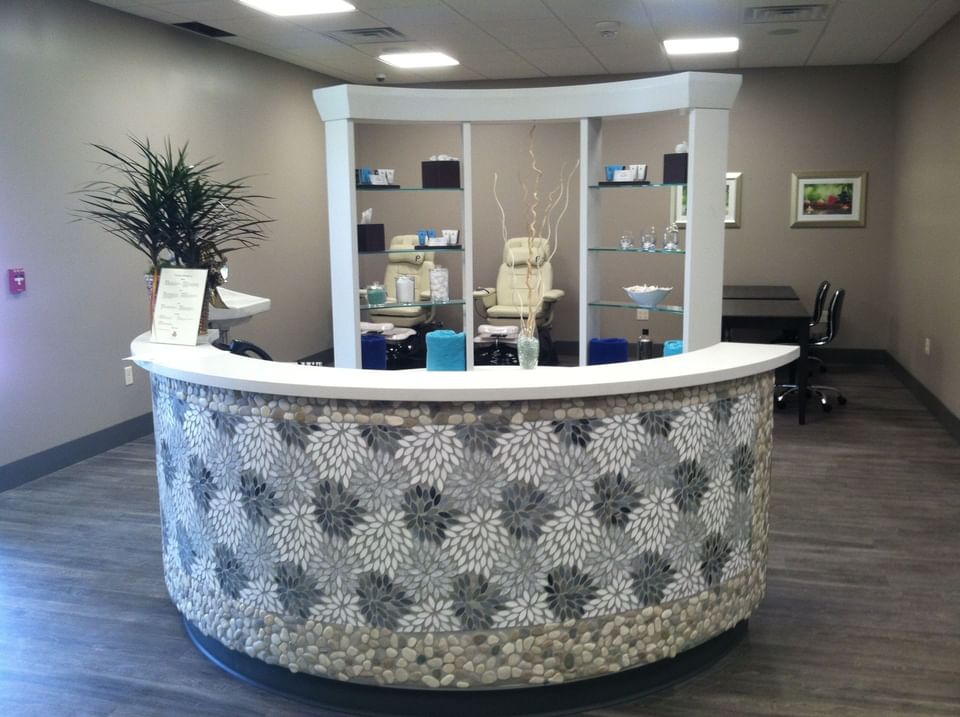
{"left": 325, "top": 119, "right": 360, "bottom": 368}
{"left": 462, "top": 122, "right": 475, "bottom": 369}
{"left": 683, "top": 108, "right": 729, "bottom": 350}
{"left": 579, "top": 117, "right": 602, "bottom": 366}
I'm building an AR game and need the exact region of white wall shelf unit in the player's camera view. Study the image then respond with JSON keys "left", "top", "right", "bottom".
{"left": 314, "top": 72, "right": 741, "bottom": 369}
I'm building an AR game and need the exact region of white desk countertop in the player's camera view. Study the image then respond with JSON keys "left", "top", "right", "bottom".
{"left": 130, "top": 334, "right": 797, "bottom": 402}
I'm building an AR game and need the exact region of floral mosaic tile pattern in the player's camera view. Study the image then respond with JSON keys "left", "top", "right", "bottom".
{"left": 151, "top": 372, "right": 773, "bottom": 686}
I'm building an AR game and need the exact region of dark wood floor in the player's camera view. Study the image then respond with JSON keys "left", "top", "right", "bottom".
{"left": 1, "top": 365, "right": 958, "bottom": 716}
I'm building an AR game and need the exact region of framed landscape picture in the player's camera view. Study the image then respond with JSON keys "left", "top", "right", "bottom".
{"left": 671, "top": 172, "right": 742, "bottom": 228}
{"left": 790, "top": 171, "right": 867, "bottom": 227}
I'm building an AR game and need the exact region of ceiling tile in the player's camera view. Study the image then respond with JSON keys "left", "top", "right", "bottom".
{"left": 471, "top": 17, "right": 579, "bottom": 50}
{"left": 353, "top": 0, "right": 445, "bottom": 12}
{"left": 454, "top": 51, "right": 546, "bottom": 79}
{"left": 738, "top": 22, "right": 822, "bottom": 68}
{"left": 93, "top": 0, "right": 190, "bottom": 23}
{"left": 517, "top": 47, "right": 606, "bottom": 76}
{"left": 587, "top": 44, "right": 672, "bottom": 75}
{"left": 640, "top": 0, "right": 739, "bottom": 37}
{"left": 544, "top": 0, "right": 649, "bottom": 24}
{"left": 387, "top": 22, "right": 504, "bottom": 53}
{"left": 442, "top": 0, "right": 552, "bottom": 21}
{"left": 808, "top": 0, "right": 933, "bottom": 65}
{"left": 286, "top": 11, "right": 394, "bottom": 32}
{"left": 153, "top": 0, "right": 261, "bottom": 21}
{"left": 76, "top": 0, "right": 960, "bottom": 79}
{"left": 365, "top": 3, "right": 464, "bottom": 27}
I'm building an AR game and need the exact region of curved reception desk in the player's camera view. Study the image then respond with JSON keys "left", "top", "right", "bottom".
{"left": 131, "top": 336, "right": 796, "bottom": 713}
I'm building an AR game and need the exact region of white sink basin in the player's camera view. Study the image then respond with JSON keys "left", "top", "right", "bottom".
{"left": 208, "top": 288, "right": 271, "bottom": 330}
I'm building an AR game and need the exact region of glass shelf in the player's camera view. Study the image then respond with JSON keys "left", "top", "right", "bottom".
{"left": 589, "top": 300, "right": 684, "bottom": 315}
{"left": 588, "top": 182, "right": 684, "bottom": 189}
{"left": 360, "top": 246, "right": 464, "bottom": 255}
{"left": 360, "top": 299, "right": 466, "bottom": 311}
{"left": 588, "top": 247, "right": 685, "bottom": 254}
{"left": 356, "top": 186, "right": 463, "bottom": 192}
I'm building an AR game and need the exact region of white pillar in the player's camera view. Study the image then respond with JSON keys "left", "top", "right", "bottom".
{"left": 683, "top": 108, "right": 729, "bottom": 350}
{"left": 325, "top": 119, "right": 360, "bottom": 368}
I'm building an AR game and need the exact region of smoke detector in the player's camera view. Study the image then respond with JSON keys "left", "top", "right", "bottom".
{"left": 595, "top": 21, "right": 620, "bottom": 39}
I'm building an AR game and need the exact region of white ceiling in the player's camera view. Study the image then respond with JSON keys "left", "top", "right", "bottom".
{"left": 89, "top": 0, "right": 960, "bottom": 84}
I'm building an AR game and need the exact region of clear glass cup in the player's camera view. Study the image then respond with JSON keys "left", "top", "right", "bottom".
{"left": 640, "top": 225, "right": 657, "bottom": 252}
{"left": 663, "top": 226, "right": 680, "bottom": 252}
{"left": 618, "top": 231, "right": 634, "bottom": 250}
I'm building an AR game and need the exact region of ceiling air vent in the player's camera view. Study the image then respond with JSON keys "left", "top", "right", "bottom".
{"left": 326, "top": 27, "right": 408, "bottom": 45}
{"left": 744, "top": 4, "right": 829, "bottom": 23}
{"left": 173, "top": 21, "right": 235, "bottom": 38}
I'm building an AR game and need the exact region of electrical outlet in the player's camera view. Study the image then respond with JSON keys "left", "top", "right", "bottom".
{"left": 924, "top": 337, "right": 931, "bottom": 356}
{"left": 124, "top": 365, "right": 134, "bottom": 386}
{"left": 636, "top": 309, "right": 649, "bottom": 321}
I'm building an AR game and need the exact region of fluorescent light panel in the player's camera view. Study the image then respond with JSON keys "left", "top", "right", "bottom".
{"left": 663, "top": 37, "right": 740, "bottom": 55}
{"left": 379, "top": 52, "right": 459, "bottom": 68}
{"left": 238, "top": 0, "right": 356, "bottom": 16}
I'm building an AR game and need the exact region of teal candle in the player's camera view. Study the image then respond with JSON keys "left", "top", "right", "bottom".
{"left": 367, "top": 287, "right": 386, "bottom": 306}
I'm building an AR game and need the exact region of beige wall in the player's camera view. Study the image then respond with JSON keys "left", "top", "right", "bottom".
{"left": 0, "top": 0, "right": 334, "bottom": 466}
{"left": 890, "top": 14, "right": 960, "bottom": 417}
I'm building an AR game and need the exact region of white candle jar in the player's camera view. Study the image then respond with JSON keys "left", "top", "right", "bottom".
{"left": 395, "top": 274, "right": 416, "bottom": 304}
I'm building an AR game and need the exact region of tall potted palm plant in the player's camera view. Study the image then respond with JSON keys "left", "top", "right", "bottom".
{"left": 74, "top": 137, "right": 271, "bottom": 328}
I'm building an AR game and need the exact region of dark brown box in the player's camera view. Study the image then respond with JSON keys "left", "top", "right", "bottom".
{"left": 421, "top": 160, "right": 461, "bottom": 188}
{"left": 662, "top": 152, "right": 688, "bottom": 184}
{"left": 357, "top": 223, "right": 385, "bottom": 252}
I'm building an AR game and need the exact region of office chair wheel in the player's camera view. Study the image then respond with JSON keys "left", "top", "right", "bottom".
{"left": 822, "top": 402, "right": 833, "bottom": 413}
{"left": 837, "top": 395, "right": 847, "bottom": 406}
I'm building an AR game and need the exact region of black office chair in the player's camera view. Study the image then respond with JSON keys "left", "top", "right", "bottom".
{"left": 776, "top": 288, "right": 847, "bottom": 412}
{"left": 775, "top": 279, "right": 830, "bottom": 345}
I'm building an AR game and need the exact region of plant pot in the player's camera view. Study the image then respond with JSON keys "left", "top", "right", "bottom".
{"left": 517, "top": 332, "right": 539, "bottom": 370}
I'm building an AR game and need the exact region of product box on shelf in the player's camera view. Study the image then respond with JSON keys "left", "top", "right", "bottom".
{"left": 357, "top": 223, "right": 385, "bottom": 251}
{"left": 421, "top": 160, "right": 461, "bottom": 188}
{"left": 662, "top": 152, "right": 688, "bottom": 184}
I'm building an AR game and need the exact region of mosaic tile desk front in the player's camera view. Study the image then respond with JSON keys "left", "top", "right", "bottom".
{"left": 151, "top": 371, "right": 772, "bottom": 688}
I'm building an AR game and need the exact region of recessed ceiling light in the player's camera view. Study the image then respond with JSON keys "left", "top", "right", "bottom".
{"left": 237, "top": 0, "right": 356, "bottom": 16}
{"left": 663, "top": 37, "right": 740, "bottom": 55}
{"left": 378, "top": 52, "right": 459, "bottom": 69}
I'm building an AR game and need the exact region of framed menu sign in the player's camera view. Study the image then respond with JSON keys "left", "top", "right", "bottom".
{"left": 150, "top": 268, "right": 207, "bottom": 345}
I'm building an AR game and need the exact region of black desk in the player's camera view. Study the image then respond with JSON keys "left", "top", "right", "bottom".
{"left": 723, "top": 284, "right": 799, "bottom": 301}
{"left": 722, "top": 299, "right": 810, "bottom": 424}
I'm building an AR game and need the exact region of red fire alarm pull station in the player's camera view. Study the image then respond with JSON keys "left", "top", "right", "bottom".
{"left": 8, "top": 268, "right": 26, "bottom": 294}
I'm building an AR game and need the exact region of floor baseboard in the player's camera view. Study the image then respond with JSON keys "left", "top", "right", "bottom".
{"left": 0, "top": 413, "right": 154, "bottom": 493}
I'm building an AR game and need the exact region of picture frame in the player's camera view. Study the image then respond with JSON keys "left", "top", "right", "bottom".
{"left": 671, "top": 172, "right": 742, "bottom": 228}
{"left": 790, "top": 171, "right": 867, "bottom": 227}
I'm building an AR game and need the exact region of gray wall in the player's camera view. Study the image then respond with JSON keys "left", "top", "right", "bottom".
{"left": 890, "top": 14, "right": 960, "bottom": 417}
{"left": 0, "top": 0, "right": 334, "bottom": 466}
